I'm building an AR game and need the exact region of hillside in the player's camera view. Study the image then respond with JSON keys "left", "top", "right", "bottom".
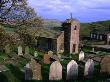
{"left": 0, "top": 20, "right": 110, "bottom": 82}
{"left": 43, "top": 19, "right": 110, "bottom": 37}
{"left": 43, "top": 19, "right": 62, "bottom": 28}
{"left": 1, "top": 19, "right": 110, "bottom": 38}
{"left": 80, "top": 20, "right": 110, "bottom": 37}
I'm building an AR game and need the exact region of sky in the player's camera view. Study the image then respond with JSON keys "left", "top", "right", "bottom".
{"left": 28, "top": 0, "right": 110, "bottom": 23}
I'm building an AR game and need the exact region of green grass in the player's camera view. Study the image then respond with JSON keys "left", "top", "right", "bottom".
{"left": 0, "top": 52, "right": 9, "bottom": 63}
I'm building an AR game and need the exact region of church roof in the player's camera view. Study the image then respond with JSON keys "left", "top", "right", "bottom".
{"left": 27, "top": 28, "right": 63, "bottom": 39}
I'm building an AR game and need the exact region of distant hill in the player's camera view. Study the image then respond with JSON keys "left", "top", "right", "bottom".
{"left": 43, "top": 19, "right": 110, "bottom": 37}
{"left": 43, "top": 19, "right": 62, "bottom": 28}
{"left": 80, "top": 20, "right": 110, "bottom": 37}
{"left": 1, "top": 18, "right": 110, "bottom": 38}
{"left": 93, "top": 20, "right": 110, "bottom": 27}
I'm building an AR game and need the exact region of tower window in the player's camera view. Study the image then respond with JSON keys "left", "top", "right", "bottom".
{"left": 74, "top": 26, "right": 77, "bottom": 30}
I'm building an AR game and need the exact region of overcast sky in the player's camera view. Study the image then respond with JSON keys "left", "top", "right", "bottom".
{"left": 28, "top": 0, "right": 110, "bottom": 22}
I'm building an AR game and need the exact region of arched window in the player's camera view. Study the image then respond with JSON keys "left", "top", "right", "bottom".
{"left": 74, "top": 25, "right": 77, "bottom": 30}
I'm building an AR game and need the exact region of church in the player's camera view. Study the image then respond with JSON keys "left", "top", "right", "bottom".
{"left": 35, "top": 17, "right": 80, "bottom": 54}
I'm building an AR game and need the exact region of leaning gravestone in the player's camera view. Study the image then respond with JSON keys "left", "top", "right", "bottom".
{"left": 43, "top": 54, "right": 50, "bottom": 64}
{"left": 24, "top": 63, "right": 33, "bottom": 80}
{"left": 84, "top": 59, "right": 94, "bottom": 78}
{"left": 50, "top": 55, "right": 60, "bottom": 61}
{"left": 66, "top": 60, "right": 78, "bottom": 80}
{"left": 18, "top": 46, "right": 23, "bottom": 56}
{"left": 100, "top": 55, "right": 110, "bottom": 75}
{"left": 49, "top": 61, "right": 62, "bottom": 80}
{"left": 29, "top": 58, "right": 42, "bottom": 80}
{"left": 4, "top": 44, "right": 11, "bottom": 54}
{"left": 79, "top": 51, "right": 84, "bottom": 61}
{"left": 25, "top": 46, "right": 29, "bottom": 55}
{"left": 48, "top": 50, "right": 53, "bottom": 56}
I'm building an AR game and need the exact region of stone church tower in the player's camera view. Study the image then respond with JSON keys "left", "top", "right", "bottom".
{"left": 62, "top": 17, "right": 80, "bottom": 54}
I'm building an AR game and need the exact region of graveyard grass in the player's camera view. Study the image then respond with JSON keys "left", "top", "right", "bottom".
{"left": 0, "top": 47, "right": 109, "bottom": 82}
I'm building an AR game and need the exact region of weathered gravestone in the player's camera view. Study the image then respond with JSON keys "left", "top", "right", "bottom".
{"left": 34, "top": 51, "right": 38, "bottom": 57}
{"left": 43, "top": 53, "right": 50, "bottom": 64}
{"left": 50, "top": 55, "right": 60, "bottom": 61}
{"left": 58, "top": 54, "right": 62, "bottom": 60}
{"left": 18, "top": 46, "right": 23, "bottom": 55}
{"left": 24, "top": 63, "right": 33, "bottom": 80}
{"left": 25, "top": 46, "right": 29, "bottom": 55}
{"left": 66, "top": 60, "right": 78, "bottom": 80}
{"left": 79, "top": 51, "right": 84, "bottom": 61}
{"left": 84, "top": 59, "right": 94, "bottom": 78}
{"left": 48, "top": 50, "right": 53, "bottom": 56}
{"left": 29, "top": 58, "right": 42, "bottom": 80}
{"left": 49, "top": 61, "right": 62, "bottom": 80}
{"left": 92, "top": 48, "right": 95, "bottom": 52}
{"left": 100, "top": 55, "right": 110, "bottom": 75}
{"left": 4, "top": 44, "right": 11, "bottom": 54}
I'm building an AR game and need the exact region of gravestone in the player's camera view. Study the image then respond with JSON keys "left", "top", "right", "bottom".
{"left": 84, "top": 59, "right": 94, "bottom": 78}
{"left": 18, "top": 46, "right": 23, "bottom": 55}
{"left": 24, "top": 63, "right": 32, "bottom": 80}
{"left": 49, "top": 61, "right": 62, "bottom": 80}
{"left": 66, "top": 60, "right": 78, "bottom": 80}
{"left": 29, "top": 58, "right": 42, "bottom": 80}
{"left": 34, "top": 51, "right": 38, "bottom": 57}
{"left": 4, "top": 44, "right": 11, "bottom": 54}
{"left": 100, "top": 55, "right": 110, "bottom": 75}
{"left": 58, "top": 54, "right": 61, "bottom": 60}
{"left": 92, "top": 48, "right": 95, "bottom": 52}
{"left": 79, "top": 51, "right": 84, "bottom": 61}
{"left": 25, "top": 46, "right": 29, "bottom": 55}
{"left": 50, "top": 55, "right": 60, "bottom": 61}
{"left": 43, "top": 54, "right": 50, "bottom": 64}
{"left": 48, "top": 51, "right": 53, "bottom": 56}
{"left": 69, "top": 54, "right": 72, "bottom": 59}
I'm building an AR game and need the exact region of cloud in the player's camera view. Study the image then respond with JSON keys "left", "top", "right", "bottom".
{"left": 28, "top": 0, "right": 110, "bottom": 22}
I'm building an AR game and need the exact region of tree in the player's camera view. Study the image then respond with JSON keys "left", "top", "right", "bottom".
{"left": 0, "top": 25, "right": 11, "bottom": 51}
{"left": 0, "top": 0, "right": 43, "bottom": 27}
{"left": 0, "top": 0, "right": 24, "bottom": 20}
{"left": 15, "top": 28, "right": 36, "bottom": 46}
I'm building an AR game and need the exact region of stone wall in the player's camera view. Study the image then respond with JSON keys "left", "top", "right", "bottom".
{"left": 57, "top": 32, "right": 64, "bottom": 54}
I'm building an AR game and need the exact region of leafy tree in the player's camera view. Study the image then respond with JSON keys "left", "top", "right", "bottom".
{"left": 0, "top": 0, "right": 43, "bottom": 27}
{"left": 15, "top": 28, "right": 36, "bottom": 46}
{"left": 0, "top": 0, "right": 25, "bottom": 20}
{"left": 0, "top": 25, "right": 11, "bottom": 51}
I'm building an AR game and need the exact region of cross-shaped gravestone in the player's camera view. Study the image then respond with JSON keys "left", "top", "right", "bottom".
{"left": 84, "top": 59, "right": 94, "bottom": 78}
{"left": 49, "top": 61, "right": 62, "bottom": 80}
{"left": 66, "top": 60, "right": 78, "bottom": 80}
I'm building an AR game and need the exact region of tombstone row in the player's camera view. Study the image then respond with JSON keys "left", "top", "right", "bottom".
{"left": 25, "top": 58, "right": 95, "bottom": 80}
{"left": 25, "top": 55, "right": 110, "bottom": 80}
{"left": 18, "top": 46, "right": 39, "bottom": 57}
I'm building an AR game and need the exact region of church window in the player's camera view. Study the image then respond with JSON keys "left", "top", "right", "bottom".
{"left": 74, "top": 26, "right": 77, "bottom": 30}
